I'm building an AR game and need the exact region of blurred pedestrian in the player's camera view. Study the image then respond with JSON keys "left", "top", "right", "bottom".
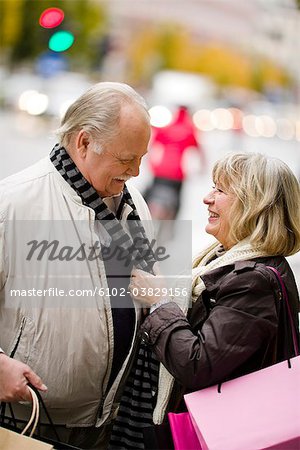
{"left": 126, "top": 152, "right": 300, "bottom": 449}
{"left": 145, "top": 105, "right": 205, "bottom": 221}
{"left": 0, "top": 82, "right": 156, "bottom": 449}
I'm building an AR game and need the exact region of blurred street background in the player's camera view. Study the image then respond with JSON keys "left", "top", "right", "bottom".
{"left": 0, "top": 0, "right": 300, "bottom": 286}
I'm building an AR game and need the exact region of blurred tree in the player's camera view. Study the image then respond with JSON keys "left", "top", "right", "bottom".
{"left": 64, "top": 0, "right": 108, "bottom": 70}
{"left": 0, "top": 0, "right": 107, "bottom": 70}
{"left": 10, "top": 0, "right": 40, "bottom": 64}
{"left": 128, "top": 25, "right": 163, "bottom": 83}
{"left": 196, "top": 45, "right": 251, "bottom": 88}
{"left": 252, "top": 59, "right": 291, "bottom": 93}
{"left": 157, "top": 25, "right": 179, "bottom": 69}
{"left": 0, "top": 0, "right": 23, "bottom": 57}
{"left": 128, "top": 24, "right": 293, "bottom": 92}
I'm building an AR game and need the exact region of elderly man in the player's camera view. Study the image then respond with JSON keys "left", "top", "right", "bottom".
{"left": 0, "top": 82, "right": 156, "bottom": 448}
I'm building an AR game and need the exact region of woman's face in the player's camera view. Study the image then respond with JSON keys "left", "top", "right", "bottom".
{"left": 203, "top": 181, "right": 236, "bottom": 249}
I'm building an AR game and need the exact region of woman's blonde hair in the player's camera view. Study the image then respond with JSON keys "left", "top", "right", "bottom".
{"left": 213, "top": 152, "right": 300, "bottom": 256}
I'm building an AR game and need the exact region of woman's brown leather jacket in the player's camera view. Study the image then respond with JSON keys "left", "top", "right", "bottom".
{"left": 140, "top": 256, "right": 299, "bottom": 400}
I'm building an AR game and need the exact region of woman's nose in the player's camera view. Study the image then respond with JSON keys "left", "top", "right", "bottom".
{"left": 203, "top": 190, "right": 214, "bottom": 205}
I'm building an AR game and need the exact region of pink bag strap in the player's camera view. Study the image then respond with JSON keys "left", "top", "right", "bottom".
{"left": 266, "top": 266, "right": 299, "bottom": 357}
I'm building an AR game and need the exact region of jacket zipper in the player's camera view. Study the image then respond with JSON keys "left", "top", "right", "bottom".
{"left": 10, "top": 317, "right": 26, "bottom": 358}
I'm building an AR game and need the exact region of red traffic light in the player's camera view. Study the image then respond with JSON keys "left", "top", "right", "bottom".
{"left": 39, "top": 8, "right": 64, "bottom": 29}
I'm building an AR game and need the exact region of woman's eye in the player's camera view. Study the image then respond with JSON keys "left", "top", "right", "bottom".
{"left": 212, "top": 185, "right": 224, "bottom": 193}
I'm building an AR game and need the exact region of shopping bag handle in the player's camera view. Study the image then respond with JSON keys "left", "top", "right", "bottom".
{"left": 21, "top": 386, "right": 39, "bottom": 437}
{"left": 27, "top": 383, "right": 61, "bottom": 442}
{"left": 0, "top": 386, "right": 39, "bottom": 437}
{"left": 216, "top": 265, "right": 299, "bottom": 394}
{"left": 266, "top": 266, "right": 299, "bottom": 357}
{"left": 0, "top": 384, "right": 61, "bottom": 443}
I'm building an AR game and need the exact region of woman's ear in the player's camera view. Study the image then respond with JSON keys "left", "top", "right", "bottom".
{"left": 76, "top": 130, "right": 90, "bottom": 158}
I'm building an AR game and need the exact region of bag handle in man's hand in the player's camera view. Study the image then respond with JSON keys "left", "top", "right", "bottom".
{"left": 21, "top": 386, "right": 39, "bottom": 437}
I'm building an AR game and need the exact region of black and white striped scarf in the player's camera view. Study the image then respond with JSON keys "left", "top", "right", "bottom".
{"left": 50, "top": 144, "right": 159, "bottom": 449}
{"left": 50, "top": 143, "right": 156, "bottom": 273}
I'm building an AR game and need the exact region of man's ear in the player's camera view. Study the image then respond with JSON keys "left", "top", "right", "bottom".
{"left": 76, "top": 130, "right": 90, "bottom": 158}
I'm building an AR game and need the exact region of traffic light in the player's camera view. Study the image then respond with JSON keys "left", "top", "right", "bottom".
{"left": 49, "top": 31, "right": 74, "bottom": 52}
{"left": 39, "top": 7, "right": 64, "bottom": 29}
{"left": 39, "top": 6, "right": 74, "bottom": 52}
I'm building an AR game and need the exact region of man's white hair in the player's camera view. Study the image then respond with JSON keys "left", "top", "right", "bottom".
{"left": 55, "top": 82, "right": 149, "bottom": 152}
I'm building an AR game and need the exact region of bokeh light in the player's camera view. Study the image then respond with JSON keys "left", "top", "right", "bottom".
{"left": 149, "top": 105, "right": 173, "bottom": 127}
{"left": 228, "top": 108, "right": 244, "bottom": 131}
{"left": 242, "top": 114, "right": 260, "bottom": 137}
{"left": 255, "top": 115, "right": 277, "bottom": 138}
{"left": 49, "top": 31, "right": 75, "bottom": 52}
{"left": 211, "top": 108, "right": 234, "bottom": 131}
{"left": 295, "top": 121, "right": 300, "bottom": 142}
{"left": 193, "top": 109, "right": 214, "bottom": 131}
{"left": 18, "top": 90, "right": 48, "bottom": 115}
{"left": 39, "top": 8, "right": 64, "bottom": 29}
{"left": 276, "top": 118, "right": 294, "bottom": 141}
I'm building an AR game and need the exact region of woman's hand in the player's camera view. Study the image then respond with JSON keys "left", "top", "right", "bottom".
{"left": 129, "top": 268, "right": 169, "bottom": 307}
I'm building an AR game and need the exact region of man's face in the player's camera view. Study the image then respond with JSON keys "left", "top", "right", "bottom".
{"left": 77, "top": 104, "right": 150, "bottom": 197}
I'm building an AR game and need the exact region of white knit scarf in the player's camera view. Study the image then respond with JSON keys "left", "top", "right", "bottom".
{"left": 153, "top": 237, "right": 268, "bottom": 424}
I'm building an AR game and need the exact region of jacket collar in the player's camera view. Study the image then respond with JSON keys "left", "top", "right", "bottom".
{"left": 202, "top": 260, "right": 257, "bottom": 292}
{"left": 46, "top": 155, "right": 134, "bottom": 218}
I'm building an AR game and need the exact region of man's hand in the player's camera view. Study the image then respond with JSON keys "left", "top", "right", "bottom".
{"left": 0, "top": 353, "right": 47, "bottom": 402}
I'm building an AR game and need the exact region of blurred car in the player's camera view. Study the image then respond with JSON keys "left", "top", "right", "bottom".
{"left": 3, "top": 69, "right": 92, "bottom": 118}
{"left": 148, "top": 70, "right": 216, "bottom": 110}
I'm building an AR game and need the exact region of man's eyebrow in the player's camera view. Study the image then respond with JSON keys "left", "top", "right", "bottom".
{"left": 119, "top": 151, "right": 147, "bottom": 160}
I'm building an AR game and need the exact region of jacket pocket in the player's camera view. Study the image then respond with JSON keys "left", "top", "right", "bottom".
{"left": 9, "top": 316, "right": 35, "bottom": 363}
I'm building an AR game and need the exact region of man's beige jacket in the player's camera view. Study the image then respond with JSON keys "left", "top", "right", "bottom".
{"left": 0, "top": 156, "right": 153, "bottom": 427}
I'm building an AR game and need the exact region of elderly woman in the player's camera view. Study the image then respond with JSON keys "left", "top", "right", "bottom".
{"left": 110, "top": 152, "right": 300, "bottom": 449}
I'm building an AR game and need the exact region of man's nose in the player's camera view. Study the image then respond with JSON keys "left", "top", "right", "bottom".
{"left": 129, "top": 160, "right": 140, "bottom": 177}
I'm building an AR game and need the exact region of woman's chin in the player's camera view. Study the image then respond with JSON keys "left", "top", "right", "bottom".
{"left": 205, "top": 225, "right": 215, "bottom": 237}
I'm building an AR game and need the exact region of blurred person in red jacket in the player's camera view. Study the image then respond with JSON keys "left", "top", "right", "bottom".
{"left": 145, "top": 105, "right": 206, "bottom": 221}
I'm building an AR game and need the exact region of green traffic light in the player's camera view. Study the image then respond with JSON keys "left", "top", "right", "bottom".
{"left": 49, "top": 31, "right": 74, "bottom": 52}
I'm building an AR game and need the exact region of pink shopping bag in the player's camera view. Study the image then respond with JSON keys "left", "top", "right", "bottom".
{"left": 168, "top": 412, "right": 202, "bottom": 450}
{"left": 184, "top": 356, "right": 300, "bottom": 450}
